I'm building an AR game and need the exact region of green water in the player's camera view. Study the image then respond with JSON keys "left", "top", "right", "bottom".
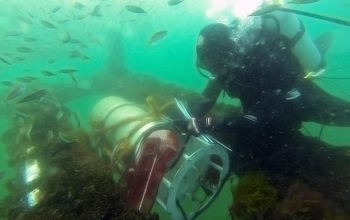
{"left": 0, "top": 0, "right": 350, "bottom": 219}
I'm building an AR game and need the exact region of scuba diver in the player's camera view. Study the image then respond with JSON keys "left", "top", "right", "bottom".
{"left": 187, "top": 11, "right": 350, "bottom": 216}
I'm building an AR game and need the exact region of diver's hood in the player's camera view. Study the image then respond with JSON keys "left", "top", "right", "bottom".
{"left": 196, "top": 17, "right": 264, "bottom": 73}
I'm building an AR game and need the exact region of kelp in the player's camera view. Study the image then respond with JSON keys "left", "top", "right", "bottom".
{"left": 271, "top": 180, "right": 348, "bottom": 220}
{"left": 227, "top": 133, "right": 350, "bottom": 220}
{"left": 229, "top": 171, "right": 278, "bottom": 220}
{"left": 0, "top": 94, "right": 158, "bottom": 220}
{"left": 291, "top": 138, "right": 350, "bottom": 216}
{"left": 229, "top": 174, "right": 349, "bottom": 220}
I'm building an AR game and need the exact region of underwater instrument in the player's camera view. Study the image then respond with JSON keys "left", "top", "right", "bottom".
{"left": 21, "top": 132, "right": 44, "bottom": 207}
{"left": 91, "top": 96, "right": 230, "bottom": 220}
{"left": 251, "top": 4, "right": 350, "bottom": 27}
{"left": 24, "top": 159, "right": 43, "bottom": 206}
{"left": 283, "top": 8, "right": 350, "bottom": 27}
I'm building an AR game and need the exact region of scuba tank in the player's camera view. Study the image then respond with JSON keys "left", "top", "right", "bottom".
{"left": 266, "top": 11, "right": 323, "bottom": 72}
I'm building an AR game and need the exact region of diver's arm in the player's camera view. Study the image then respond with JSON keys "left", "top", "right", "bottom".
{"left": 199, "top": 94, "right": 294, "bottom": 134}
{"left": 198, "top": 114, "right": 258, "bottom": 134}
{"left": 199, "top": 53, "right": 302, "bottom": 134}
{"left": 190, "top": 78, "right": 223, "bottom": 118}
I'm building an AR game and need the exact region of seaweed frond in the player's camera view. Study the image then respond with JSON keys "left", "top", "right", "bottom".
{"left": 229, "top": 171, "right": 278, "bottom": 220}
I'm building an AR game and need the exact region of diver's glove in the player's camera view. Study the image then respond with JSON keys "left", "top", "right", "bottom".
{"left": 186, "top": 117, "right": 213, "bottom": 136}
{"left": 189, "top": 114, "right": 258, "bottom": 134}
{"left": 172, "top": 117, "right": 212, "bottom": 137}
{"left": 174, "top": 114, "right": 258, "bottom": 136}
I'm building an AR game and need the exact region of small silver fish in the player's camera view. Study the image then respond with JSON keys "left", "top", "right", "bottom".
{"left": 73, "top": 2, "right": 85, "bottom": 10}
{"left": 68, "top": 51, "right": 89, "bottom": 60}
{"left": 21, "top": 124, "right": 32, "bottom": 141}
{"left": 88, "top": 36, "right": 102, "bottom": 45}
{"left": 60, "top": 107, "right": 80, "bottom": 127}
{"left": 15, "top": 57, "right": 26, "bottom": 61}
{"left": 68, "top": 50, "right": 82, "bottom": 59}
{"left": 72, "top": 111, "right": 80, "bottom": 128}
{"left": 4, "top": 84, "right": 25, "bottom": 102}
{"left": 17, "top": 47, "right": 34, "bottom": 53}
{"left": 16, "top": 89, "right": 49, "bottom": 104}
{"left": 1, "top": 81, "right": 14, "bottom": 86}
{"left": 41, "top": 20, "right": 57, "bottom": 29}
{"left": 148, "top": 30, "right": 168, "bottom": 43}
{"left": 58, "top": 69, "right": 78, "bottom": 83}
{"left": 41, "top": 70, "right": 56, "bottom": 76}
{"left": 79, "top": 43, "right": 88, "bottom": 48}
{"left": 59, "top": 132, "right": 78, "bottom": 143}
{"left": 16, "top": 78, "right": 32, "bottom": 83}
{"left": 125, "top": 5, "right": 147, "bottom": 14}
{"left": 48, "top": 59, "right": 56, "bottom": 64}
{"left": 24, "top": 37, "right": 36, "bottom": 42}
{"left": 58, "top": 68, "right": 78, "bottom": 74}
{"left": 167, "top": 0, "right": 184, "bottom": 6}
{"left": 56, "top": 110, "right": 64, "bottom": 119}
{"left": 59, "top": 31, "right": 70, "bottom": 44}
{"left": 76, "top": 14, "right": 86, "bottom": 20}
{"left": 91, "top": 3, "right": 102, "bottom": 17}
{"left": 69, "top": 39, "right": 81, "bottom": 44}
{"left": 15, "top": 107, "right": 31, "bottom": 118}
{"left": 17, "top": 16, "right": 33, "bottom": 24}
{"left": 0, "top": 54, "right": 11, "bottom": 65}
{"left": 16, "top": 76, "right": 38, "bottom": 83}
{"left": 6, "top": 30, "right": 22, "bottom": 36}
{"left": 68, "top": 73, "right": 78, "bottom": 84}
{"left": 22, "top": 76, "right": 38, "bottom": 81}
{"left": 40, "top": 95, "right": 62, "bottom": 108}
{"left": 50, "top": 5, "right": 62, "bottom": 14}
{"left": 27, "top": 10, "right": 34, "bottom": 18}
{"left": 80, "top": 54, "right": 90, "bottom": 60}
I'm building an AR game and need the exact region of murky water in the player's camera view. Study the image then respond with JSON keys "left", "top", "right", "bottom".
{"left": 0, "top": 0, "right": 350, "bottom": 219}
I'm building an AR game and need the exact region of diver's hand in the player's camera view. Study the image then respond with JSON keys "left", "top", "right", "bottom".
{"left": 187, "top": 118, "right": 201, "bottom": 135}
{"left": 173, "top": 117, "right": 212, "bottom": 136}
{"left": 187, "top": 117, "right": 213, "bottom": 136}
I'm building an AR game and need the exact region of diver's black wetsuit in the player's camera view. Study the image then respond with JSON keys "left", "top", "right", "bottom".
{"left": 192, "top": 32, "right": 350, "bottom": 212}
{"left": 194, "top": 38, "right": 350, "bottom": 134}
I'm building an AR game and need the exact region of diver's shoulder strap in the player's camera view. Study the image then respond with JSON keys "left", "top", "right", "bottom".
{"left": 289, "top": 19, "right": 305, "bottom": 48}
{"left": 263, "top": 15, "right": 305, "bottom": 49}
